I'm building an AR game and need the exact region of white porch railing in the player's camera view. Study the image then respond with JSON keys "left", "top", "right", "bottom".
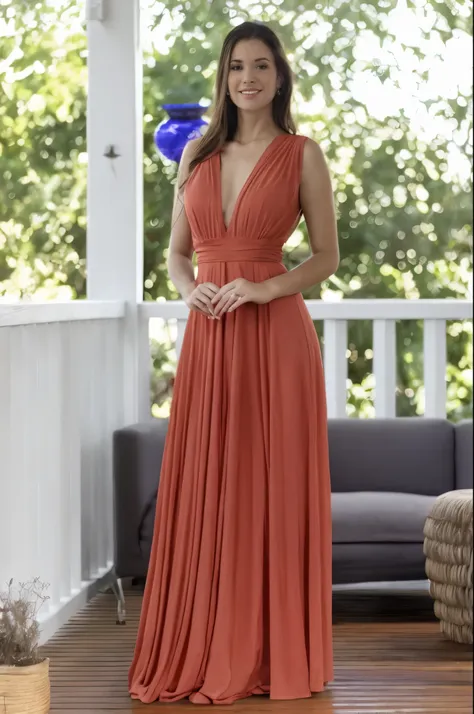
{"left": 139, "top": 299, "right": 473, "bottom": 419}
{"left": 0, "top": 297, "right": 471, "bottom": 643}
{"left": 0, "top": 301, "right": 126, "bottom": 643}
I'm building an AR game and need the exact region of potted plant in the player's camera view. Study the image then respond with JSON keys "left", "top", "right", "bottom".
{"left": 0, "top": 578, "right": 50, "bottom": 713}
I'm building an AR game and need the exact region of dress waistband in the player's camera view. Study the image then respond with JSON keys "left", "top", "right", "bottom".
{"left": 195, "top": 241, "right": 282, "bottom": 264}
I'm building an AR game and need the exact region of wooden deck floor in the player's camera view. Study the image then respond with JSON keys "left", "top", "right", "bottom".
{"left": 41, "top": 588, "right": 473, "bottom": 713}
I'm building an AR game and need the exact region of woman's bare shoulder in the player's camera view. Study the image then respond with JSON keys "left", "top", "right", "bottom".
{"left": 180, "top": 138, "right": 201, "bottom": 170}
{"left": 300, "top": 136, "right": 328, "bottom": 170}
{"left": 177, "top": 138, "right": 204, "bottom": 191}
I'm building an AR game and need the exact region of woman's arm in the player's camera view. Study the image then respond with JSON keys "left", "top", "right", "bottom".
{"left": 167, "top": 141, "right": 219, "bottom": 316}
{"left": 264, "top": 138, "right": 340, "bottom": 300}
{"left": 166, "top": 139, "right": 200, "bottom": 301}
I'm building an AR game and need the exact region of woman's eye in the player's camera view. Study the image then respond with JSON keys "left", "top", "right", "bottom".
{"left": 229, "top": 64, "right": 268, "bottom": 71}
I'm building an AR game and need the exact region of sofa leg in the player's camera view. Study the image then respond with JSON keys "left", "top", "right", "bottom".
{"left": 109, "top": 571, "right": 126, "bottom": 625}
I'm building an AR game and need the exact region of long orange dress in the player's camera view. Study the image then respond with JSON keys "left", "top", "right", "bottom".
{"left": 129, "top": 133, "right": 333, "bottom": 705}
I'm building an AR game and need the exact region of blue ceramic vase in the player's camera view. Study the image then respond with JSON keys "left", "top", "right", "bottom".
{"left": 154, "top": 103, "right": 208, "bottom": 163}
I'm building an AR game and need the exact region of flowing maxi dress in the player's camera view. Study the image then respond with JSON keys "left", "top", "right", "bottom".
{"left": 129, "top": 133, "right": 334, "bottom": 705}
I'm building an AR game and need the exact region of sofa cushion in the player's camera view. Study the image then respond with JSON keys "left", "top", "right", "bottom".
{"left": 328, "top": 418, "right": 455, "bottom": 495}
{"left": 113, "top": 419, "right": 168, "bottom": 579}
{"left": 332, "top": 491, "right": 437, "bottom": 544}
{"left": 455, "top": 421, "right": 473, "bottom": 490}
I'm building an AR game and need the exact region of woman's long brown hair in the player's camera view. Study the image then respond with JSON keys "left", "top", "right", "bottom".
{"left": 187, "top": 21, "right": 297, "bottom": 178}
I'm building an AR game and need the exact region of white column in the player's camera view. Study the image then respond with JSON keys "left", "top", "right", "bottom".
{"left": 176, "top": 318, "right": 188, "bottom": 360}
{"left": 137, "top": 314, "right": 152, "bottom": 420}
{"left": 373, "top": 319, "right": 397, "bottom": 417}
{"left": 324, "top": 319, "right": 348, "bottom": 418}
{"left": 0, "top": 330, "right": 13, "bottom": 587}
{"left": 86, "top": 0, "right": 145, "bottom": 422}
{"left": 424, "top": 319, "right": 447, "bottom": 418}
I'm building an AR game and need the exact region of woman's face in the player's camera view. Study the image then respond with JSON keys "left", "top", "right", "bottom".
{"left": 227, "top": 39, "right": 279, "bottom": 112}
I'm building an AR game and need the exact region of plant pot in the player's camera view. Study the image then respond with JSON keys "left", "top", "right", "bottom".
{"left": 0, "top": 658, "right": 50, "bottom": 713}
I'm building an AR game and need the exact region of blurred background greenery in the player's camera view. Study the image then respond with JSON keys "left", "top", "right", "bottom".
{"left": 0, "top": 0, "right": 472, "bottom": 419}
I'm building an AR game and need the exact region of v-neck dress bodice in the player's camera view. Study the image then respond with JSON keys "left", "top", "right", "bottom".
{"left": 184, "top": 134, "right": 306, "bottom": 272}
{"left": 129, "top": 132, "right": 334, "bottom": 707}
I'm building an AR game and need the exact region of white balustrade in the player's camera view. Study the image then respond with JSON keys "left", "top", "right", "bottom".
{"left": 323, "top": 319, "right": 348, "bottom": 418}
{"left": 0, "top": 302, "right": 126, "bottom": 642}
{"left": 373, "top": 319, "right": 397, "bottom": 418}
{"left": 138, "top": 299, "right": 473, "bottom": 420}
{"left": 0, "top": 296, "right": 471, "bottom": 644}
{"left": 423, "top": 319, "right": 448, "bottom": 418}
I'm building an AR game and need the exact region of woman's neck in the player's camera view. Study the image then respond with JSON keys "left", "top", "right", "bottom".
{"left": 233, "top": 112, "right": 280, "bottom": 145}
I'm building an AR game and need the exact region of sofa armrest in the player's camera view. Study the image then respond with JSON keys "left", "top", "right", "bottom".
{"left": 113, "top": 419, "right": 168, "bottom": 578}
{"left": 454, "top": 420, "right": 473, "bottom": 490}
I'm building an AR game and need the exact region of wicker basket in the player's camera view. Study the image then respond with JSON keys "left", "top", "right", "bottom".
{"left": 424, "top": 489, "right": 473, "bottom": 644}
{"left": 0, "top": 658, "right": 50, "bottom": 713}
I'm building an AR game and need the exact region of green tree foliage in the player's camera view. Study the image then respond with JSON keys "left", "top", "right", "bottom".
{"left": 1, "top": 0, "right": 472, "bottom": 418}
{"left": 0, "top": 0, "right": 87, "bottom": 299}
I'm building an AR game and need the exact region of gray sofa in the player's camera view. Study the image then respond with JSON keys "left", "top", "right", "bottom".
{"left": 113, "top": 418, "right": 473, "bottom": 586}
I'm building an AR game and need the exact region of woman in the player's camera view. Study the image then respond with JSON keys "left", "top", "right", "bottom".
{"left": 129, "top": 20, "right": 339, "bottom": 705}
